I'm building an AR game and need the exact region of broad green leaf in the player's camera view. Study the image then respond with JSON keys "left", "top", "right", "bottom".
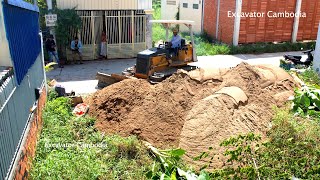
{"left": 301, "top": 95, "right": 311, "bottom": 107}
{"left": 313, "top": 99, "right": 320, "bottom": 109}
{"left": 170, "top": 149, "right": 186, "bottom": 157}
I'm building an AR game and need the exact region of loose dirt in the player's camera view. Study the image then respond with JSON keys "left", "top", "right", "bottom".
{"left": 89, "top": 70, "right": 223, "bottom": 147}
{"left": 87, "top": 63, "right": 298, "bottom": 167}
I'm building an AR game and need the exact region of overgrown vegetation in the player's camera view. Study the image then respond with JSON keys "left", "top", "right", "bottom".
{"left": 291, "top": 69, "right": 320, "bottom": 117}
{"left": 30, "top": 95, "right": 153, "bottom": 179}
{"left": 191, "top": 108, "right": 320, "bottom": 179}
{"left": 143, "top": 106, "right": 320, "bottom": 179}
{"left": 152, "top": 1, "right": 166, "bottom": 44}
{"left": 298, "top": 68, "right": 320, "bottom": 87}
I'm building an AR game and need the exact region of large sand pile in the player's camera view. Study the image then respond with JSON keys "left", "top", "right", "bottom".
{"left": 179, "top": 64, "right": 297, "bottom": 168}
{"left": 89, "top": 70, "right": 223, "bottom": 147}
{"left": 88, "top": 63, "right": 298, "bottom": 166}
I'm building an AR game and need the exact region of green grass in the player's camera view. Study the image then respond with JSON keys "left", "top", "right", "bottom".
{"left": 298, "top": 68, "right": 320, "bottom": 87}
{"left": 30, "top": 96, "right": 153, "bottom": 180}
{"left": 152, "top": 1, "right": 166, "bottom": 43}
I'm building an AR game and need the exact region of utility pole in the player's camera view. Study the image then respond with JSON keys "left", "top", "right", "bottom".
{"left": 313, "top": 22, "right": 320, "bottom": 75}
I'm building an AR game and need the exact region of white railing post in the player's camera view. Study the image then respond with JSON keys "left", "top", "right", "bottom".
{"left": 313, "top": 22, "right": 320, "bottom": 74}
{"left": 292, "top": 0, "right": 302, "bottom": 43}
{"left": 233, "top": 0, "right": 242, "bottom": 46}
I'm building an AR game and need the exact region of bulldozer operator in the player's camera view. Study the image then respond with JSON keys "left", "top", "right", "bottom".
{"left": 167, "top": 29, "right": 181, "bottom": 58}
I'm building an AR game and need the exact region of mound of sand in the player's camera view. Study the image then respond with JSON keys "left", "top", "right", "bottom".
{"left": 89, "top": 71, "right": 221, "bottom": 147}
{"left": 88, "top": 63, "right": 298, "bottom": 166}
{"left": 179, "top": 64, "right": 297, "bottom": 168}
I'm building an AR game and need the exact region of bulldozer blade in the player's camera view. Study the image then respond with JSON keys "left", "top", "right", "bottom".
{"left": 96, "top": 72, "right": 135, "bottom": 88}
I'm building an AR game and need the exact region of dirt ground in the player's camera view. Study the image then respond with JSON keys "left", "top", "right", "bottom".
{"left": 87, "top": 63, "right": 298, "bottom": 167}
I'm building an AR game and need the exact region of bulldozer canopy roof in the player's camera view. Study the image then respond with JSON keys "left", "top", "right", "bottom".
{"left": 149, "top": 20, "right": 195, "bottom": 26}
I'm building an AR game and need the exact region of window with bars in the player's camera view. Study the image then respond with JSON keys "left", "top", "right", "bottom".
{"left": 193, "top": 4, "right": 199, "bottom": 9}
{"left": 183, "top": 3, "right": 188, "bottom": 8}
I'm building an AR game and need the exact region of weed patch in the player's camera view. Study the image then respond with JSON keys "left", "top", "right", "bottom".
{"left": 196, "top": 107, "right": 320, "bottom": 179}
{"left": 30, "top": 97, "right": 153, "bottom": 179}
{"left": 298, "top": 68, "right": 320, "bottom": 87}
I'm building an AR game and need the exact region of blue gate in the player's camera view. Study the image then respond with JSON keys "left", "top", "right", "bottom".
{"left": 2, "top": 0, "right": 41, "bottom": 85}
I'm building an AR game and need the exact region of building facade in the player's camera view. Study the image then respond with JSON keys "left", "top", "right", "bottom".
{"left": 204, "top": 0, "right": 320, "bottom": 45}
{"left": 161, "top": 0, "right": 204, "bottom": 34}
{"left": 56, "top": 0, "right": 153, "bottom": 60}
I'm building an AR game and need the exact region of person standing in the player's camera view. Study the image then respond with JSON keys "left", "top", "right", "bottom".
{"left": 100, "top": 30, "right": 108, "bottom": 59}
{"left": 71, "top": 37, "right": 83, "bottom": 64}
{"left": 46, "top": 35, "right": 63, "bottom": 68}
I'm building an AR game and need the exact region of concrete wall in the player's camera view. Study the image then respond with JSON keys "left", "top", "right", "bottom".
{"left": 179, "top": 0, "right": 203, "bottom": 34}
{"left": 0, "top": 2, "right": 12, "bottom": 67}
{"left": 161, "top": 0, "right": 179, "bottom": 20}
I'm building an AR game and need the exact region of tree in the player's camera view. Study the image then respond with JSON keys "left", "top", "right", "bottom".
{"left": 54, "top": 8, "right": 82, "bottom": 59}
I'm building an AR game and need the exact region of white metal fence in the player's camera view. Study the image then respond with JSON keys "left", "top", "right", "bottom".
{"left": 68, "top": 10, "right": 147, "bottom": 60}
{"left": 314, "top": 23, "right": 320, "bottom": 74}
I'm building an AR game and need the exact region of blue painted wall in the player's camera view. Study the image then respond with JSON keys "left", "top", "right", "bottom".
{"left": 2, "top": 1, "right": 41, "bottom": 85}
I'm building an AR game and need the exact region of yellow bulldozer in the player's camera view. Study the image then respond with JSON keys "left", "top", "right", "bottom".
{"left": 97, "top": 20, "right": 198, "bottom": 86}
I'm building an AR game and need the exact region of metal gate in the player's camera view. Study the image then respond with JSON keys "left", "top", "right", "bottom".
{"left": 68, "top": 10, "right": 147, "bottom": 60}
{"left": 105, "top": 10, "right": 146, "bottom": 59}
